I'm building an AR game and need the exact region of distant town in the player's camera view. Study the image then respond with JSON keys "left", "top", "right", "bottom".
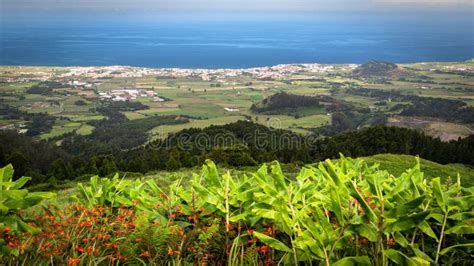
{"left": 3, "top": 63, "right": 339, "bottom": 84}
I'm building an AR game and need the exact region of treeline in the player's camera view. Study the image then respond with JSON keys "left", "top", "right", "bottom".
{"left": 1, "top": 122, "right": 473, "bottom": 185}
{"left": 0, "top": 103, "right": 56, "bottom": 136}
{"left": 68, "top": 101, "right": 188, "bottom": 150}
{"left": 314, "top": 111, "right": 387, "bottom": 136}
{"left": 250, "top": 92, "right": 323, "bottom": 114}
{"left": 352, "top": 61, "right": 400, "bottom": 77}
{"left": 250, "top": 92, "right": 352, "bottom": 118}
{"left": 26, "top": 81, "right": 69, "bottom": 95}
{"left": 94, "top": 101, "right": 149, "bottom": 112}
{"left": 347, "top": 88, "right": 474, "bottom": 123}
{"left": 400, "top": 98, "right": 474, "bottom": 123}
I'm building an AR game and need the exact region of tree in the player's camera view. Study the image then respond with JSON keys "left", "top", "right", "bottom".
{"left": 101, "top": 156, "right": 118, "bottom": 176}
{"left": 166, "top": 148, "right": 182, "bottom": 171}
{"left": 166, "top": 157, "right": 181, "bottom": 171}
{"left": 74, "top": 100, "right": 87, "bottom": 106}
{"left": 49, "top": 159, "right": 73, "bottom": 180}
{"left": 128, "top": 157, "right": 146, "bottom": 173}
{"left": 6, "top": 152, "right": 29, "bottom": 180}
{"left": 87, "top": 158, "right": 99, "bottom": 175}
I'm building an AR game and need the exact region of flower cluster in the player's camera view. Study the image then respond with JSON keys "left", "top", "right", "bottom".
{"left": 2, "top": 205, "right": 140, "bottom": 265}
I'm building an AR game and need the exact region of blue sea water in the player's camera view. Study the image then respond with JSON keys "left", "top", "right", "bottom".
{"left": 1, "top": 15, "right": 473, "bottom": 68}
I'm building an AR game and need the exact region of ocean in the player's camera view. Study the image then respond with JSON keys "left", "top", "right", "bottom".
{"left": 1, "top": 16, "right": 473, "bottom": 68}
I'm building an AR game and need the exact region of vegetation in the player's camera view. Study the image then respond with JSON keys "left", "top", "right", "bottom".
{"left": 0, "top": 164, "right": 55, "bottom": 256}
{"left": 250, "top": 92, "right": 323, "bottom": 114}
{"left": 95, "top": 101, "right": 149, "bottom": 113}
{"left": 1, "top": 123, "right": 473, "bottom": 186}
{"left": 1, "top": 156, "right": 473, "bottom": 264}
{"left": 346, "top": 88, "right": 474, "bottom": 123}
{"left": 0, "top": 103, "right": 56, "bottom": 136}
{"left": 357, "top": 154, "right": 474, "bottom": 187}
{"left": 1, "top": 61, "right": 473, "bottom": 140}
{"left": 26, "top": 81, "right": 67, "bottom": 95}
{"left": 400, "top": 98, "right": 474, "bottom": 123}
{"left": 352, "top": 61, "right": 405, "bottom": 77}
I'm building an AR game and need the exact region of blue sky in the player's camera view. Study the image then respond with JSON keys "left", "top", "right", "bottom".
{"left": 3, "top": 0, "right": 472, "bottom": 12}
{"left": 2, "top": 0, "right": 473, "bottom": 22}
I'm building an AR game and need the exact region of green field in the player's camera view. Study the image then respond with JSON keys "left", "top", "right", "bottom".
{"left": 1, "top": 60, "right": 473, "bottom": 142}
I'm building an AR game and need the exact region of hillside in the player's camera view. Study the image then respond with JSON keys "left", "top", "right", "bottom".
{"left": 358, "top": 154, "right": 474, "bottom": 187}
{"left": 250, "top": 92, "right": 349, "bottom": 115}
{"left": 141, "top": 154, "right": 474, "bottom": 187}
{"left": 41, "top": 153, "right": 474, "bottom": 195}
{"left": 250, "top": 92, "right": 322, "bottom": 114}
{"left": 352, "top": 60, "right": 406, "bottom": 77}
{"left": 4, "top": 154, "right": 472, "bottom": 265}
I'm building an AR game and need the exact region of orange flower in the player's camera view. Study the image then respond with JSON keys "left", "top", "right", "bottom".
{"left": 264, "top": 258, "right": 273, "bottom": 265}
{"left": 19, "top": 243, "right": 28, "bottom": 252}
{"left": 68, "top": 258, "right": 81, "bottom": 266}
{"left": 387, "top": 238, "right": 395, "bottom": 246}
{"left": 78, "top": 221, "right": 91, "bottom": 228}
{"left": 98, "top": 233, "right": 111, "bottom": 240}
{"left": 262, "top": 227, "right": 273, "bottom": 236}
{"left": 74, "top": 246, "right": 85, "bottom": 253}
{"left": 167, "top": 248, "right": 174, "bottom": 255}
{"left": 256, "top": 245, "right": 270, "bottom": 255}
{"left": 117, "top": 253, "right": 127, "bottom": 260}
{"left": 139, "top": 251, "right": 150, "bottom": 257}
{"left": 86, "top": 246, "right": 94, "bottom": 255}
{"left": 108, "top": 256, "right": 117, "bottom": 263}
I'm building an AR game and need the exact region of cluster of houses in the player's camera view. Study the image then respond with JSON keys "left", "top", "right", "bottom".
{"left": 59, "top": 66, "right": 154, "bottom": 79}
{"left": 2, "top": 64, "right": 347, "bottom": 87}
{"left": 0, "top": 123, "right": 28, "bottom": 134}
{"left": 98, "top": 89, "right": 165, "bottom": 102}
{"left": 151, "top": 64, "right": 337, "bottom": 81}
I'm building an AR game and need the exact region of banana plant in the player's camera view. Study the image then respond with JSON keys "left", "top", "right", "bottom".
{"left": 68, "top": 155, "right": 474, "bottom": 265}
{"left": 74, "top": 174, "right": 147, "bottom": 208}
{"left": 0, "top": 164, "right": 55, "bottom": 256}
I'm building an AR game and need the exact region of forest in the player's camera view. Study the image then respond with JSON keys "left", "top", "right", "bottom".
{"left": 1, "top": 122, "right": 473, "bottom": 186}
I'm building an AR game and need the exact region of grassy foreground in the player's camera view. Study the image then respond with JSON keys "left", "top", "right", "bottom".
{"left": 1, "top": 154, "right": 473, "bottom": 265}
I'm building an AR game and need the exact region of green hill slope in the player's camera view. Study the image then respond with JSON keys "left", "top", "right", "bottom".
{"left": 358, "top": 154, "right": 474, "bottom": 187}
{"left": 352, "top": 60, "right": 406, "bottom": 77}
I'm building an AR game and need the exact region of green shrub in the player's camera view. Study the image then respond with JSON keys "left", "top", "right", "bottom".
{"left": 0, "top": 164, "right": 55, "bottom": 256}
